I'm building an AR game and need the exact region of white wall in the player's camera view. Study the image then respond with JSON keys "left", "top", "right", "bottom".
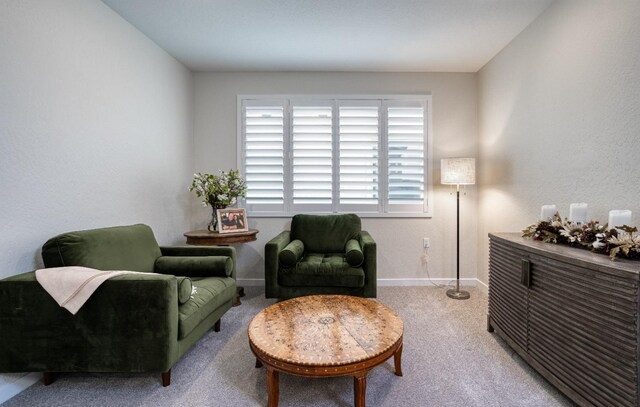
{"left": 0, "top": 0, "right": 193, "bottom": 399}
{"left": 193, "top": 72, "right": 478, "bottom": 284}
{"left": 0, "top": 0, "right": 194, "bottom": 276}
{"left": 477, "top": 0, "right": 640, "bottom": 283}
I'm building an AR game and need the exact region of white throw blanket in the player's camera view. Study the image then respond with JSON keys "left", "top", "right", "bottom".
{"left": 36, "top": 266, "right": 140, "bottom": 315}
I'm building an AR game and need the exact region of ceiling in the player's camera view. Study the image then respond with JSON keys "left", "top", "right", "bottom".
{"left": 102, "top": 0, "right": 554, "bottom": 72}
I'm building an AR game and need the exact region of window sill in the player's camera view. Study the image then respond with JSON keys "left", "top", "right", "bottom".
{"left": 246, "top": 211, "right": 433, "bottom": 219}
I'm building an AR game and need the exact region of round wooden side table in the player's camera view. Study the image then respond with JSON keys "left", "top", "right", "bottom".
{"left": 184, "top": 229, "right": 258, "bottom": 245}
{"left": 183, "top": 229, "right": 258, "bottom": 306}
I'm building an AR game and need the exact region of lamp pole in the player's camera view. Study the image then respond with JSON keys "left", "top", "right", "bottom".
{"left": 447, "top": 183, "right": 470, "bottom": 300}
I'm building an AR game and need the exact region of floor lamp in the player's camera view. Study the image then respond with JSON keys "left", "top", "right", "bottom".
{"left": 441, "top": 158, "right": 476, "bottom": 300}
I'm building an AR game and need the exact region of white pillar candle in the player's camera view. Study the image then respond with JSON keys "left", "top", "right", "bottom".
{"left": 608, "top": 210, "right": 632, "bottom": 230}
{"left": 569, "top": 203, "right": 588, "bottom": 224}
{"left": 540, "top": 205, "right": 557, "bottom": 221}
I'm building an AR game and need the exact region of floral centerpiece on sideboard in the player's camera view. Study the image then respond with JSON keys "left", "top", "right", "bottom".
{"left": 522, "top": 209, "right": 639, "bottom": 260}
{"left": 189, "top": 170, "right": 247, "bottom": 232}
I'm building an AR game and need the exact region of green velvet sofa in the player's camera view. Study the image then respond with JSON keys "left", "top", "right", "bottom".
{"left": 0, "top": 224, "right": 237, "bottom": 386}
{"left": 265, "top": 214, "right": 376, "bottom": 299}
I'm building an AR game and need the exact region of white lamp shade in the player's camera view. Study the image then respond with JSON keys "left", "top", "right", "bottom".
{"left": 441, "top": 158, "right": 476, "bottom": 185}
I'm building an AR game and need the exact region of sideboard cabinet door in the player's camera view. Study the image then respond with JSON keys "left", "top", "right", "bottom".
{"left": 488, "top": 237, "right": 530, "bottom": 352}
{"left": 528, "top": 253, "right": 638, "bottom": 407}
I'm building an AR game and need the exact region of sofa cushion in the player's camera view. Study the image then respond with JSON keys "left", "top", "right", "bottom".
{"left": 279, "top": 240, "right": 304, "bottom": 267}
{"left": 155, "top": 256, "right": 232, "bottom": 277}
{"left": 278, "top": 253, "right": 365, "bottom": 288}
{"left": 291, "top": 214, "right": 361, "bottom": 253}
{"left": 178, "top": 277, "right": 236, "bottom": 339}
{"left": 345, "top": 239, "right": 364, "bottom": 267}
{"left": 176, "top": 276, "right": 193, "bottom": 305}
{"left": 41, "top": 224, "right": 161, "bottom": 272}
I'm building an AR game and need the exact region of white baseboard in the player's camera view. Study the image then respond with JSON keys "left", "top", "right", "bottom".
{"left": 377, "top": 278, "right": 478, "bottom": 286}
{"left": 238, "top": 278, "right": 481, "bottom": 287}
{"left": 0, "top": 373, "right": 39, "bottom": 404}
{"left": 476, "top": 279, "right": 488, "bottom": 295}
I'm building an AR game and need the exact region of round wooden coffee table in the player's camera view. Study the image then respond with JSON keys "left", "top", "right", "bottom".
{"left": 248, "top": 295, "right": 403, "bottom": 407}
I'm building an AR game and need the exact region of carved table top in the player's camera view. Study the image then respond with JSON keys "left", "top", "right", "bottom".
{"left": 248, "top": 295, "right": 403, "bottom": 367}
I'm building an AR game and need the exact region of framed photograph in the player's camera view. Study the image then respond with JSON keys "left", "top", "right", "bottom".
{"left": 217, "top": 208, "right": 249, "bottom": 234}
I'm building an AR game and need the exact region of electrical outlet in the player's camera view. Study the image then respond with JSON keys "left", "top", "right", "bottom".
{"left": 422, "top": 238, "right": 430, "bottom": 248}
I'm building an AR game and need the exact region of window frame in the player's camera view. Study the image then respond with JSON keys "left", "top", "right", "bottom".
{"left": 237, "top": 94, "right": 433, "bottom": 218}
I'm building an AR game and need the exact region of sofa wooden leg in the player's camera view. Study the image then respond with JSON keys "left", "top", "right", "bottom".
{"left": 214, "top": 319, "right": 221, "bottom": 332}
{"left": 233, "top": 286, "right": 244, "bottom": 307}
{"left": 43, "top": 372, "right": 54, "bottom": 386}
{"left": 161, "top": 370, "right": 171, "bottom": 387}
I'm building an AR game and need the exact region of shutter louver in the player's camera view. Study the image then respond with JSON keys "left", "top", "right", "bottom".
{"left": 387, "top": 106, "right": 425, "bottom": 207}
{"left": 291, "top": 106, "right": 333, "bottom": 206}
{"left": 243, "top": 105, "right": 284, "bottom": 207}
{"left": 339, "top": 105, "right": 380, "bottom": 209}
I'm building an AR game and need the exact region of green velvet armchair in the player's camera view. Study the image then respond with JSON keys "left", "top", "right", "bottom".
{"left": 0, "top": 224, "right": 237, "bottom": 386}
{"left": 265, "top": 214, "right": 376, "bottom": 299}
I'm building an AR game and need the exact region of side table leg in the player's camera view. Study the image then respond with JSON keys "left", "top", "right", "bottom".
{"left": 354, "top": 374, "right": 367, "bottom": 407}
{"left": 394, "top": 343, "right": 403, "bottom": 376}
{"left": 266, "top": 367, "right": 279, "bottom": 407}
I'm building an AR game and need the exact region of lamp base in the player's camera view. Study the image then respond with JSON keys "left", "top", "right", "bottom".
{"left": 446, "top": 288, "right": 470, "bottom": 300}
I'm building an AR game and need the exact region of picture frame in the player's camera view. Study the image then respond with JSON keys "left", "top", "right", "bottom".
{"left": 217, "top": 208, "right": 249, "bottom": 234}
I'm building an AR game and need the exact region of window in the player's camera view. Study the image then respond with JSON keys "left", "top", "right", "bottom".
{"left": 238, "top": 95, "right": 432, "bottom": 217}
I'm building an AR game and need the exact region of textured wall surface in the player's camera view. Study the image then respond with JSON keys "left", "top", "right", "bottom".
{"left": 0, "top": 1, "right": 193, "bottom": 278}
{"left": 0, "top": 1, "right": 193, "bottom": 277}
{"left": 477, "top": 0, "right": 640, "bottom": 283}
{"left": 192, "top": 72, "right": 478, "bottom": 283}
{"left": 0, "top": 0, "right": 193, "bottom": 394}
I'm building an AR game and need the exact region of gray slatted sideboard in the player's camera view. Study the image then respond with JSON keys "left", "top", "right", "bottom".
{"left": 488, "top": 233, "right": 639, "bottom": 407}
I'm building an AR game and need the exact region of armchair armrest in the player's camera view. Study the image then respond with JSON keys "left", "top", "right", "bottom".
{"left": 159, "top": 246, "right": 236, "bottom": 280}
{"left": 279, "top": 240, "right": 304, "bottom": 267}
{"left": 0, "top": 271, "right": 179, "bottom": 374}
{"left": 264, "top": 231, "right": 291, "bottom": 298}
{"left": 359, "top": 231, "right": 377, "bottom": 298}
{"left": 345, "top": 239, "right": 364, "bottom": 267}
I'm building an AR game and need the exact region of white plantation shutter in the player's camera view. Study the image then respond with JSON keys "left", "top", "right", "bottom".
{"left": 291, "top": 103, "right": 333, "bottom": 211}
{"left": 386, "top": 101, "right": 426, "bottom": 212}
{"left": 239, "top": 96, "right": 431, "bottom": 216}
{"left": 241, "top": 100, "right": 285, "bottom": 213}
{"left": 338, "top": 101, "right": 380, "bottom": 212}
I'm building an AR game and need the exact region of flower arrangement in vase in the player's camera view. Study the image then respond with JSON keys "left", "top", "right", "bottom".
{"left": 189, "top": 170, "right": 247, "bottom": 232}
